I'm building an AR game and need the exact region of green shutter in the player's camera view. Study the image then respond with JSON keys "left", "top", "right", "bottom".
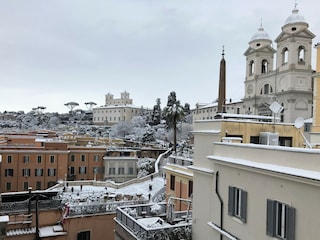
{"left": 228, "top": 186, "right": 235, "bottom": 216}
{"left": 241, "top": 190, "right": 247, "bottom": 223}
{"left": 266, "top": 199, "right": 276, "bottom": 236}
{"left": 286, "top": 206, "right": 295, "bottom": 240}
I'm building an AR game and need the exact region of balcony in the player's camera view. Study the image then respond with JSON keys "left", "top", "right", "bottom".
{"left": 114, "top": 200, "right": 192, "bottom": 240}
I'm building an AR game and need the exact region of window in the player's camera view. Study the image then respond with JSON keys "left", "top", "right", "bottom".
{"left": 37, "top": 155, "right": 42, "bottom": 164}
{"left": 7, "top": 155, "right": 12, "bottom": 163}
{"left": 5, "top": 169, "right": 14, "bottom": 177}
{"left": 280, "top": 103, "right": 285, "bottom": 122}
{"left": 35, "top": 168, "right": 43, "bottom": 176}
{"left": 267, "top": 200, "right": 295, "bottom": 240}
{"left": 170, "top": 175, "right": 175, "bottom": 190}
{"left": 109, "top": 167, "right": 116, "bottom": 175}
{"left": 69, "top": 166, "right": 75, "bottom": 175}
{"left": 23, "top": 182, "right": 29, "bottom": 190}
{"left": 81, "top": 155, "right": 86, "bottom": 162}
{"left": 22, "top": 168, "right": 31, "bottom": 177}
{"left": 94, "top": 155, "right": 100, "bottom": 162}
{"left": 23, "top": 155, "right": 30, "bottom": 163}
{"left": 260, "top": 83, "right": 273, "bottom": 95}
{"left": 6, "top": 182, "right": 11, "bottom": 191}
{"left": 128, "top": 167, "right": 134, "bottom": 175}
{"left": 228, "top": 186, "right": 247, "bottom": 223}
{"left": 79, "top": 166, "right": 87, "bottom": 174}
{"left": 118, "top": 167, "right": 125, "bottom": 175}
{"left": 282, "top": 47, "right": 289, "bottom": 64}
{"left": 93, "top": 167, "right": 100, "bottom": 174}
{"left": 47, "top": 181, "right": 56, "bottom": 188}
{"left": 188, "top": 181, "right": 193, "bottom": 198}
{"left": 77, "top": 230, "right": 90, "bottom": 240}
{"left": 50, "top": 155, "right": 55, "bottom": 163}
{"left": 249, "top": 60, "right": 255, "bottom": 75}
{"left": 70, "top": 155, "right": 75, "bottom": 162}
{"left": 36, "top": 181, "right": 41, "bottom": 190}
{"left": 298, "top": 46, "right": 305, "bottom": 62}
{"left": 261, "top": 59, "right": 269, "bottom": 73}
{"left": 48, "top": 168, "right": 56, "bottom": 177}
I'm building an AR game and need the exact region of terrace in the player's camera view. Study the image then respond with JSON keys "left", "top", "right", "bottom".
{"left": 114, "top": 197, "right": 192, "bottom": 240}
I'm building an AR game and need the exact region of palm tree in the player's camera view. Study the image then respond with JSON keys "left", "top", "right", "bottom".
{"left": 163, "top": 92, "right": 184, "bottom": 152}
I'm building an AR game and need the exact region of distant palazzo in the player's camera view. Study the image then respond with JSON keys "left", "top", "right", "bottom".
{"left": 92, "top": 91, "right": 144, "bottom": 125}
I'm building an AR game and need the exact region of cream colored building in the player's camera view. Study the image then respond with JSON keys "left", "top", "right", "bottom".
{"left": 193, "top": 142, "right": 320, "bottom": 240}
{"left": 192, "top": 100, "right": 245, "bottom": 122}
{"left": 243, "top": 7, "right": 315, "bottom": 123}
{"left": 191, "top": 116, "right": 320, "bottom": 239}
{"left": 195, "top": 7, "right": 316, "bottom": 124}
{"left": 310, "top": 43, "right": 320, "bottom": 144}
{"left": 103, "top": 148, "right": 138, "bottom": 182}
{"left": 163, "top": 152, "right": 194, "bottom": 211}
{"left": 92, "top": 91, "right": 144, "bottom": 125}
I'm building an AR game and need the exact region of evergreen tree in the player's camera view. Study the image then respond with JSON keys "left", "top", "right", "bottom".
{"left": 151, "top": 98, "right": 162, "bottom": 125}
{"left": 163, "top": 92, "right": 184, "bottom": 152}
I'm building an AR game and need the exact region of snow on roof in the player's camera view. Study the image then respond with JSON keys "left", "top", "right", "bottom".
{"left": 7, "top": 227, "right": 36, "bottom": 236}
{"left": 94, "top": 104, "right": 142, "bottom": 110}
{"left": 39, "top": 225, "right": 67, "bottom": 237}
{"left": 191, "top": 130, "right": 221, "bottom": 134}
{"left": 163, "top": 164, "right": 194, "bottom": 177}
{"left": 55, "top": 176, "right": 165, "bottom": 204}
{"left": 0, "top": 215, "right": 9, "bottom": 223}
{"left": 209, "top": 155, "right": 320, "bottom": 181}
{"left": 137, "top": 217, "right": 172, "bottom": 229}
{"left": 188, "top": 165, "right": 214, "bottom": 174}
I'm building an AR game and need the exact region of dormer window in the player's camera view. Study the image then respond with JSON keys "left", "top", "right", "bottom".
{"left": 261, "top": 59, "right": 269, "bottom": 74}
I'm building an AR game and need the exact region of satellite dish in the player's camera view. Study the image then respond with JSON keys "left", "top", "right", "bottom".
{"left": 294, "top": 117, "right": 304, "bottom": 129}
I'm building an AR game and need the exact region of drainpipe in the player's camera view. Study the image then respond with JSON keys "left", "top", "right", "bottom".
{"left": 215, "top": 171, "right": 223, "bottom": 240}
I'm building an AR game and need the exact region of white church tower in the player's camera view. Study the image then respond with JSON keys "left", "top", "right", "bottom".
{"left": 243, "top": 6, "right": 315, "bottom": 122}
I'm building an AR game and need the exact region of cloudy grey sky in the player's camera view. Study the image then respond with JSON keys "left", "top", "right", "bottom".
{"left": 0, "top": 0, "right": 319, "bottom": 113}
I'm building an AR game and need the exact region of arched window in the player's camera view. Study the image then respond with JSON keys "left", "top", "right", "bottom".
{"left": 249, "top": 60, "right": 255, "bottom": 75}
{"left": 261, "top": 59, "right": 269, "bottom": 74}
{"left": 260, "top": 84, "right": 273, "bottom": 95}
{"left": 282, "top": 47, "right": 289, "bottom": 64}
{"left": 298, "top": 46, "right": 305, "bottom": 62}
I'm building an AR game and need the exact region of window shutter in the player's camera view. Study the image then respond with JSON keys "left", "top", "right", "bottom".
{"left": 266, "top": 199, "right": 276, "bottom": 236}
{"left": 286, "top": 206, "right": 295, "bottom": 240}
{"left": 241, "top": 190, "right": 247, "bottom": 223}
{"left": 228, "top": 186, "right": 235, "bottom": 216}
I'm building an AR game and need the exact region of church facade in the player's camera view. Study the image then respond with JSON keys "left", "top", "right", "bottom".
{"left": 243, "top": 7, "right": 315, "bottom": 123}
{"left": 193, "top": 7, "right": 316, "bottom": 124}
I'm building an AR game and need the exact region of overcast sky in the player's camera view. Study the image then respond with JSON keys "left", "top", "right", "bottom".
{"left": 0, "top": 0, "right": 319, "bottom": 113}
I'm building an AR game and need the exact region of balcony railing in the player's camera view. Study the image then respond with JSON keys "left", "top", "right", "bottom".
{"left": 0, "top": 199, "right": 61, "bottom": 214}
{"left": 67, "top": 200, "right": 148, "bottom": 217}
{"left": 115, "top": 202, "right": 192, "bottom": 240}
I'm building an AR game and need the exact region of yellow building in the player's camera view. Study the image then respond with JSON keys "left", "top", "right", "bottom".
{"left": 310, "top": 43, "right": 320, "bottom": 144}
